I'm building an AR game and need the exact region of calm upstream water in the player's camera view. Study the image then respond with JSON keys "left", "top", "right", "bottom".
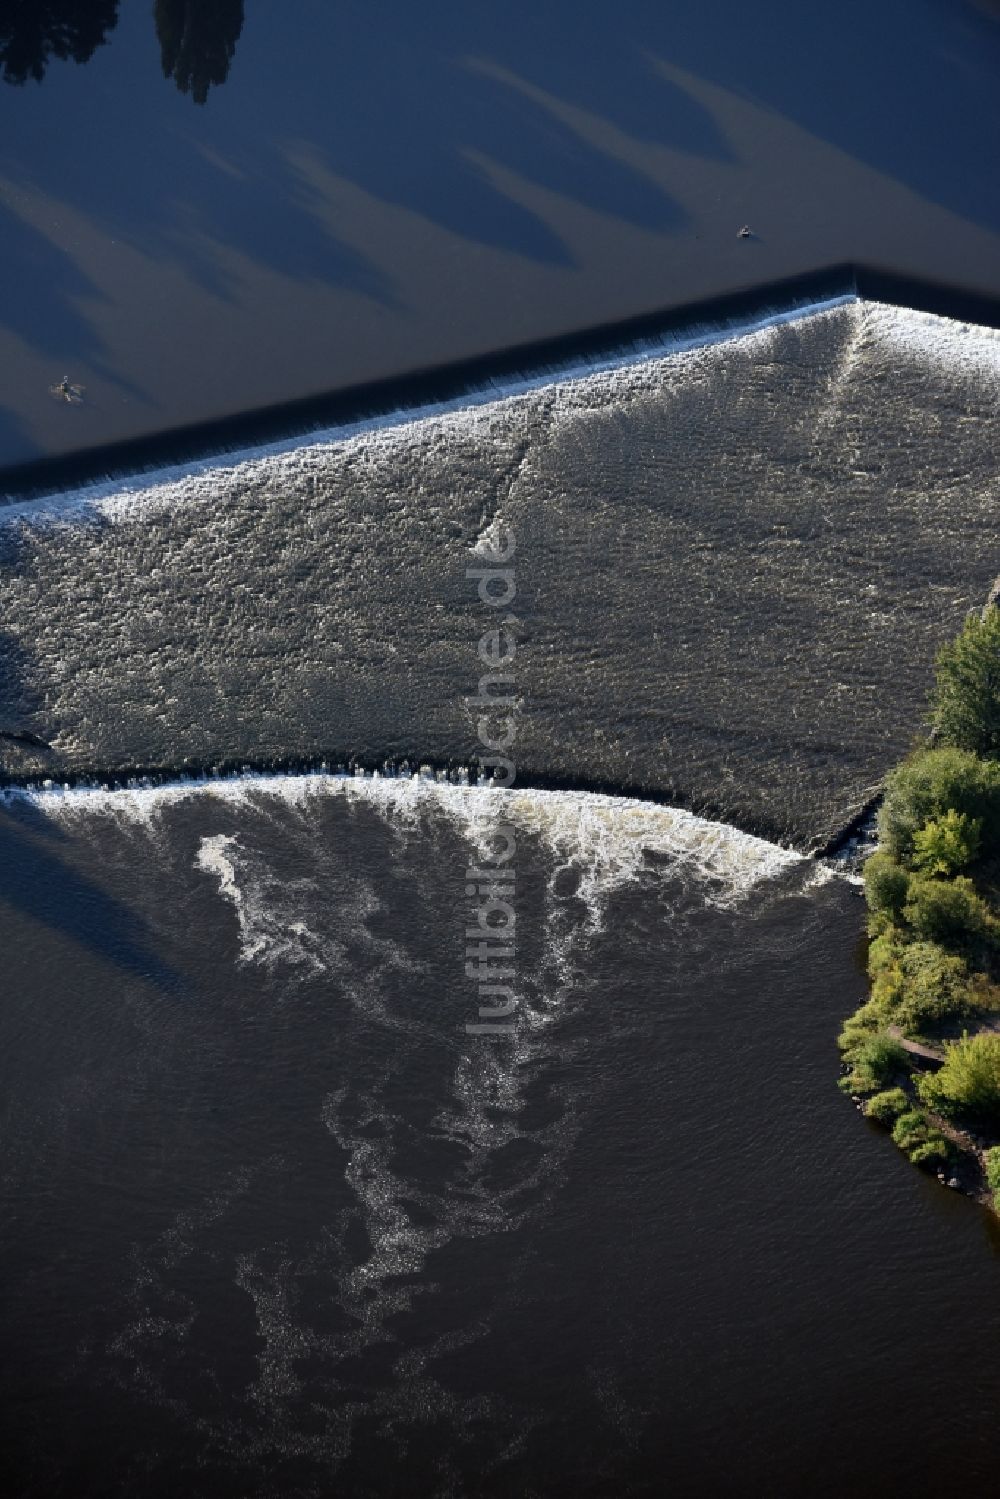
{"left": 3, "top": 0, "right": 1000, "bottom": 473}
{"left": 1, "top": 774, "right": 999, "bottom": 1498}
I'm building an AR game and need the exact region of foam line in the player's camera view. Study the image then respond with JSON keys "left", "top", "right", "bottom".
{"left": 0, "top": 291, "right": 855, "bottom": 518}
{"left": 5, "top": 767, "right": 803, "bottom": 903}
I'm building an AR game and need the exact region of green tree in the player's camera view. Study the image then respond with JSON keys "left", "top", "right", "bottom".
{"left": 863, "top": 1087, "right": 910, "bottom": 1124}
{"left": 902, "top": 875, "right": 993, "bottom": 951}
{"left": 985, "top": 1146, "right": 1000, "bottom": 1210}
{"left": 932, "top": 608, "right": 1000, "bottom": 758}
{"left": 918, "top": 1032, "right": 1000, "bottom": 1121}
{"left": 912, "top": 808, "right": 981, "bottom": 876}
{"left": 877, "top": 746, "right": 1000, "bottom": 862}
{"left": 870, "top": 937, "right": 976, "bottom": 1032}
{"left": 863, "top": 850, "right": 910, "bottom": 934}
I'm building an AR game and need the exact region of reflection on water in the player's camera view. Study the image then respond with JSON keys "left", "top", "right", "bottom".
{"left": 2, "top": 0, "right": 1000, "bottom": 473}
{"left": 155, "top": 0, "right": 244, "bottom": 105}
{"left": 0, "top": 0, "right": 119, "bottom": 85}
{"left": 0, "top": 0, "right": 244, "bottom": 102}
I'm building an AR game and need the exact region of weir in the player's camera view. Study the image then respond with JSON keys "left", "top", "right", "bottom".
{"left": 0, "top": 297, "right": 996, "bottom": 850}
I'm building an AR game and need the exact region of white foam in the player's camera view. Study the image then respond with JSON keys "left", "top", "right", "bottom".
{"left": 8, "top": 293, "right": 1000, "bottom": 536}
{"left": 55, "top": 764, "right": 809, "bottom": 1462}
{"left": 868, "top": 302, "right": 1000, "bottom": 383}
{"left": 194, "top": 832, "right": 328, "bottom": 974}
{"left": 4, "top": 294, "right": 995, "bottom": 553}
{"left": 0, "top": 291, "right": 854, "bottom": 522}
{"left": 9, "top": 767, "right": 800, "bottom": 905}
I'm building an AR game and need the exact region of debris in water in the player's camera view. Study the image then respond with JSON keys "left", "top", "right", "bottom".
{"left": 49, "top": 376, "right": 85, "bottom": 405}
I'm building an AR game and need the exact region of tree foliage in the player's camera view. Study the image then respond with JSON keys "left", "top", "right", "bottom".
{"left": 918, "top": 1032, "right": 1000, "bottom": 1122}
{"left": 863, "top": 851, "right": 910, "bottom": 934}
{"left": 932, "top": 608, "right": 1000, "bottom": 758}
{"left": 877, "top": 746, "right": 1000, "bottom": 863}
{"left": 902, "top": 875, "right": 993, "bottom": 951}
{"left": 869, "top": 936, "right": 978, "bottom": 1032}
{"left": 912, "top": 808, "right": 981, "bottom": 876}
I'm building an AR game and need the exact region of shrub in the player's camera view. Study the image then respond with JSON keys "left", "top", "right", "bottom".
{"left": 902, "top": 875, "right": 992, "bottom": 950}
{"left": 877, "top": 747, "right": 1000, "bottom": 863}
{"left": 985, "top": 1145, "right": 1000, "bottom": 1214}
{"left": 863, "top": 852, "right": 910, "bottom": 934}
{"left": 863, "top": 1087, "right": 911, "bottom": 1124}
{"left": 932, "top": 608, "right": 1000, "bottom": 758}
{"left": 857, "top": 1031, "right": 909, "bottom": 1084}
{"left": 984, "top": 1145, "right": 1000, "bottom": 1197}
{"left": 867, "top": 929, "right": 904, "bottom": 983}
{"left": 912, "top": 808, "right": 982, "bottom": 876}
{"left": 917, "top": 1032, "right": 1000, "bottom": 1122}
{"left": 892, "top": 1109, "right": 930, "bottom": 1150}
{"left": 837, "top": 998, "right": 884, "bottom": 1062}
{"left": 843, "top": 1031, "right": 909, "bottom": 1094}
{"left": 909, "top": 1136, "right": 950, "bottom": 1170}
{"left": 869, "top": 939, "right": 973, "bottom": 1033}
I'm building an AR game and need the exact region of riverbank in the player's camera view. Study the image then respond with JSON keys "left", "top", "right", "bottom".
{"left": 839, "top": 600, "right": 1000, "bottom": 1212}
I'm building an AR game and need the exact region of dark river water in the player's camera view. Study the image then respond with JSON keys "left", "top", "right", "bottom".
{"left": 0, "top": 294, "right": 996, "bottom": 1494}
{"left": 2, "top": 774, "right": 998, "bottom": 1498}
{"left": 1, "top": 7, "right": 999, "bottom": 1492}
{"left": 2, "top": 0, "right": 1000, "bottom": 476}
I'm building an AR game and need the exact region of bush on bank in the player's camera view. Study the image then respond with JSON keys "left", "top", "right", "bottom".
{"left": 908, "top": 1136, "right": 950, "bottom": 1170}
{"left": 889, "top": 1108, "right": 950, "bottom": 1168}
{"left": 876, "top": 746, "right": 1000, "bottom": 865}
{"left": 867, "top": 936, "right": 979, "bottom": 1034}
{"left": 843, "top": 607, "right": 1000, "bottom": 1202}
{"left": 837, "top": 1028, "right": 909, "bottom": 1096}
{"left": 863, "top": 1087, "right": 910, "bottom": 1124}
{"left": 912, "top": 808, "right": 982, "bottom": 875}
{"left": 985, "top": 1146, "right": 1000, "bottom": 1211}
{"left": 917, "top": 1032, "right": 1000, "bottom": 1123}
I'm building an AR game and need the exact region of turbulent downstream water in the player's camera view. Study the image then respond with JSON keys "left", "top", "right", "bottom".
{"left": 2, "top": 773, "right": 999, "bottom": 1499}
{"left": 1, "top": 301, "right": 999, "bottom": 1496}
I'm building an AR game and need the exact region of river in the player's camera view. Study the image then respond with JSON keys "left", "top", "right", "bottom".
{"left": 2, "top": 774, "right": 998, "bottom": 1497}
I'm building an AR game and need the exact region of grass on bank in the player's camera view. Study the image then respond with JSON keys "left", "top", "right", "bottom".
{"left": 839, "top": 607, "right": 1000, "bottom": 1195}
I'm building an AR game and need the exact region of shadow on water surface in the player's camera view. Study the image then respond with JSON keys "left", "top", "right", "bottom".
{"left": 0, "top": 402, "right": 28, "bottom": 464}
{"left": 0, "top": 0, "right": 996, "bottom": 401}
{"left": 0, "top": 798, "right": 180, "bottom": 991}
{"left": 0, "top": 0, "right": 711, "bottom": 328}
{"left": 0, "top": 204, "right": 120, "bottom": 365}
{"left": 1, "top": 0, "right": 999, "bottom": 281}
{"left": 0, "top": 1, "right": 999, "bottom": 479}
{"left": 0, "top": 526, "right": 178, "bottom": 991}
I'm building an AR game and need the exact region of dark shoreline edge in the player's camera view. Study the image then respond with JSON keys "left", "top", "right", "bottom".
{"left": 5, "top": 261, "right": 999, "bottom": 505}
